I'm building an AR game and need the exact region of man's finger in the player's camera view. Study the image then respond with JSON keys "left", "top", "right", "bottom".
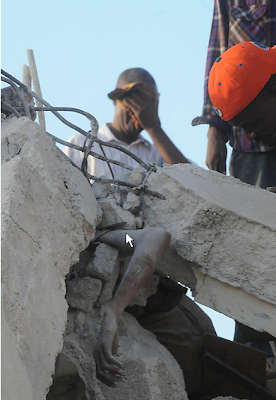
{"left": 96, "top": 369, "right": 123, "bottom": 387}
{"left": 123, "top": 97, "right": 140, "bottom": 112}
{"left": 124, "top": 90, "right": 151, "bottom": 107}
{"left": 130, "top": 89, "right": 150, "bottom": 102}
{"left": 104, "top": 355, "right": 123, "bottom": 371}
{"left": 98, "top": 349, "right": 124, "bottom": 373}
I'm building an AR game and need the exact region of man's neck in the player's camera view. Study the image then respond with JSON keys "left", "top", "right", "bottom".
{"left": 107, "top": 123, "right": 139, "bottom": 145}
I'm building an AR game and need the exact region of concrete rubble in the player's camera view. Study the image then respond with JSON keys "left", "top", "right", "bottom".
{"left": 2, "top": 115, "right": 275, "bottom": 400}
{"left": 1, "top": 116, "right": 187, "bottom": 400}
{"left": 143, "top": 164, "right": 276, "bottom": 338}
{"left": 1, "top": 116, "right": 102, "bottom": 400}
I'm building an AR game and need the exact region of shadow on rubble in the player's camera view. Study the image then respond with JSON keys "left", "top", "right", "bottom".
{"left": 46, "top": 354, "right": 88, "bottom": 400}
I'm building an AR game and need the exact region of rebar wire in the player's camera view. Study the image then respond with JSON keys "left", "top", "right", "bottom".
{"left": 97, "top": 143, "right": 115, "bottom": 179}
{"left": 87, "top": 173, "right": 165, "bottom": 199}
{"left": 47, "top": 132, "right": 134, "bottom": 172}
{"left": 60, "top": 150, "right": 165, "bottom": 200}
{"left": 2, "top": 69, "right": 95, "bottom": 137}
{"left": 2, "top": 70, "right": 163, "bottom": 198}
{"left": 134, "top": 164, "right": 158, "bottom": 228}
{"left": 11, "top": 104, "right": 151, "bottom": 172}
{"left": 81, "top": 129, "right": 99, "bottom": 179}
{"left": 1, "top": 100, "right": 21, "bottom": 118}
{"left": 13, "top": 106, "right": 151, "bottom": 172}
{"left": 1, "top": 76, "right": 31, "bottom": 119}
{"left": 12, "top": 104, "right": 115, "bottom": 176}
{"left": 95, "top": 138, "right": 150, "bottom": 171}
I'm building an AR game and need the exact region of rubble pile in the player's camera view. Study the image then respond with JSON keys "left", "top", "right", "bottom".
{"left": 1, "top": 116, "right": 102, "bottom": 400}
{"left": 2, "top": 116, "right": 275, "bottom": 399}
{"left": 47, "top": 169, "right": 187, "bottom": 400}
{"left": 143, "top": 164, "right": 276, "bottom": 337}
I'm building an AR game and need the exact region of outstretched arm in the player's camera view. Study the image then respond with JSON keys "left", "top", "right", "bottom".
{"left": 123, "top": 89, "right": 190, "bottom": 165}
{"left": 93, "top": 228, "right": 171, "bottom": 386}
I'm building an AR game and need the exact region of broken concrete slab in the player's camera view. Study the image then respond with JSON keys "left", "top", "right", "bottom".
{"left": 66, "top": 277, "right": 103, "bottom": 313}
{"left": 98, "top": 197, "right": 136, "bottom": 229}
{"left": 163, "top": 163, "right": 276, "bottom": 230}
{"left": 85, "top": 243, "right": 120, "bottom": 307}
{"left": 144, "top": 164, "right": 276, "bottom": 337}
{"left": 123, "top": 192, "right": 141, "bottom": 213}
{"left": 120, "top": 167, "right": 144, "bottom": 186}
{"left": 86, "top": 243, "right": 119, "bottom": 282}
{"left": 2, "top": 116, "right": 102, "bottom": 400}
{"left": 2, "top": 307, "right": 33, "bottom": 400}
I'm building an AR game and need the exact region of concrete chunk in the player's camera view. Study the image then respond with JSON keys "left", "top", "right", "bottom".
{"left": 1, "top": 117, "right": 102, "bottom": 400}
{"left": 86, "top": 243, "right": 119, "bottom": 281}
{"left": 66, "top": 277, "right": 102, "bottom": 313}
{"left": 144, "top": 164, "right": 276, "bottom": 336}
{"left": 98, "top": 198, "right": 136, "bottom": 229}
{"left": 123, "top": 192, "right": 141, "bottom": 213}
{"left": 85, "top": 243, "right": 120, "bottom": 306}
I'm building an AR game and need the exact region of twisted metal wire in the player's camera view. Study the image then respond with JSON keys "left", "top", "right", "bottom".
{"left": 1, "top": 69, "right": 164, "bottom": 200}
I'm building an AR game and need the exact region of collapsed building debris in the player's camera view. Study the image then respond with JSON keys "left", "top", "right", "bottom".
{"left": 1, "top": 116, "right": 186, "bottom": 400}
{"left": 143, "top": 163, "right": 276, "bottom": 338}
{"left": 2, "top": 112, "right": 276, "bottom": 399}
{"left": 1, "top": 116, "right": 102, "bottom": 400}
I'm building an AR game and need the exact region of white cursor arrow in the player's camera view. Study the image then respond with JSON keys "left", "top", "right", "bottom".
{"left": 125, "top": 233, "right": 134, "bottom": 247}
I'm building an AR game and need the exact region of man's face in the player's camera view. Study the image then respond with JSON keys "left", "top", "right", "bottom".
{"left": 114, "top": 94, "right": 143, "bottom": 138}
{"left": 112, "top": 83, "right": 158, "bottom": 141}
{"left": 228, "top": 88, "right": 276, "bottom": 148}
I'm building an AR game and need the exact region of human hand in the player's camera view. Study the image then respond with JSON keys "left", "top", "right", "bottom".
{"left": 206, "top": 126, "right": 227, "bottom": 174}
{"left": 122, "top": 87, "right": 161, "bottom": 131}
{"left": 267, "top": 187, "right": 276, "bottom": 193}
{"left": 93, "top": 308, "right": 124, "bottom": 387}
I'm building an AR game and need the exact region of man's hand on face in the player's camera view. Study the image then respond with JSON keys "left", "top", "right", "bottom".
{"left": 93, "top": 308, "right": 124, "bottom": 387}
{"left": 122, "top": 87, "right": 161, "bottom": 131}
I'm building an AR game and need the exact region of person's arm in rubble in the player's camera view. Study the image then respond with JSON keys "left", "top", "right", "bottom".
{"left": 93, "top": 228, "right": 171, "bottom": 387}
{"left": 123, "top": 88, "right": 191, "bottom": 165}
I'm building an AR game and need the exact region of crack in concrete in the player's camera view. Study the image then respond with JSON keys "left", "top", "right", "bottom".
{"left": 6, "top": 138, "right": 22, "bottom": 160}
{"left": 194, "top": 271, "right": 207, "bottom": 297}
{"left": 3, "top": 212, "right": 41, "bottom": 248}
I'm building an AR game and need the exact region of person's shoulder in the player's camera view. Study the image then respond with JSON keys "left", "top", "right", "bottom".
{"left": 141, "top": 139, "right": 163, "bottom": 166}
{"left": 67, "top": 133, "right": 85, "bottom": 145}
{"left": 67, "top": 124, "right": 107, "bottom": 145}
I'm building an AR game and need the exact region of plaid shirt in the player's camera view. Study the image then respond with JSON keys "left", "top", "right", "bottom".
{"left": 193, "top": 0, "right": 276, "bottom": 152}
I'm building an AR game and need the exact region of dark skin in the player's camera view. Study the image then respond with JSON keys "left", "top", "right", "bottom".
{"left": 228, "top": 83, "right": 276, "bottom": 149}
{"left": 108, "top": 81, "right": 190, "bottom": 165}
{"left": 93, "top": 228, "right": 171, "bottom": 387}
{"left": 206, "top": 126, "right": 227, "bottom": 174}
{"left": 229, "top": 83, "right": 276, "bottom": 194}
{"left": 206, "top": 83, "right": 276, "bottom": 192}
{"left": 206, "top": 83, "right": 276, "bottom": 173}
